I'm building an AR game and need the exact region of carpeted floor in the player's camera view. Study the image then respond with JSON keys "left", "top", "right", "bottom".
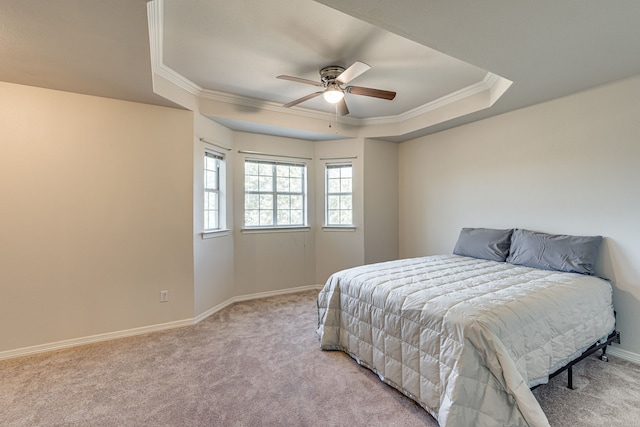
{"left": 1, "top": 290, "right": 639, "bottom": 426}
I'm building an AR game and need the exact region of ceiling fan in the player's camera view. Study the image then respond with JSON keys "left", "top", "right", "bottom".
{"left": 277, "top": 60, "right": 396, "bottom": 116}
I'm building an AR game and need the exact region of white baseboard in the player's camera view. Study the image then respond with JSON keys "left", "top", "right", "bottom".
{"left": 193, "top": 284, "right": 322, "bottom": 323}
{"left": 0, "top": 284, "right": 323, "bottom": 361}
{"left": 18, "top": 284, "right": 639, "bottom": 367}
{"left": 0, "top": 318, "right": 194, "bottom": 361}
{"left": 607, "top": 346, "right": 640, "bottom": 364}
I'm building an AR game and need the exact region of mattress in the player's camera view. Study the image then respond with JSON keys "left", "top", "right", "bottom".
{"left": 317, "top": 254, "right": 615, "bottom": 427}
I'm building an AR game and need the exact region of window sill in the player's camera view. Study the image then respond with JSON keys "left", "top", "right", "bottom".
{"left": 201, "top": 229, "right": 231, "bottom": 239}
{"left": 322, "top": 226, "right": 356, "bottom": 232}
{"left": 241, "top": 226, "right": 311, "bottom": 234}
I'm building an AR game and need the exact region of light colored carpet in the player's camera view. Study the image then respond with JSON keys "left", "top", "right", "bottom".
{"left": 1, "top": 290, "right": 638, "bottom": 426}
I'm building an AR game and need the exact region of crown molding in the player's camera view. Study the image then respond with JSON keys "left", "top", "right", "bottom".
{"left": 484, "top": 71, "right": 502, "bottom": 87}
{"left": 360, "top": 72, "right": 500, "bottom": 126}
{"left": 146, "top": 0, "right": 163, "bottom": 72}
{"left": 147, "top": 0, "right": 510, "bottom": 139}
{"left": 147, "top": 0, "right": 201, "bottom": 96}
{"left": 157, "top": 64, "right": 203, "bottom": 96}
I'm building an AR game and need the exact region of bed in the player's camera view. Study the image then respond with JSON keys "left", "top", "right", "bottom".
{"left": 317, "top": 228, "right": 617, "bottom": 427}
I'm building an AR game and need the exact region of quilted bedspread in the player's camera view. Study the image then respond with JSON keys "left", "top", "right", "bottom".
{"left": 317, "top": 255, "right": 615, "bottom": 427}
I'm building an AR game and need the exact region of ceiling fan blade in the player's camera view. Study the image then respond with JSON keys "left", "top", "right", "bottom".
{"left": 346, "top": 86, "right": 396, "bottom": 100}
{"left": 277, "top": 75, "right": 323, "bottom": 87}
{"left": 283, "top": 91, "right": 323, "bottom": 108}
{"left": 336, "top": 61, "right": 371, "bottom": 84}
{"left": 337, "top": 98, "right": 349, "bottom": 116}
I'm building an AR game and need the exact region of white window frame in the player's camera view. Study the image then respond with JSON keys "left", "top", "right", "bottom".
{"left": 203, "top": 150, "right": 226, "bottom": 235}
{"left": 325, "top": 162, "right": 353, "bottom": 227}
{"left": 243, "top": 158, "right": 307, "bottom": 230}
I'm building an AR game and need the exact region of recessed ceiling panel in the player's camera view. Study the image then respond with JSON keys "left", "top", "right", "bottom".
{"left": 162, "top": 0, "right": 488, "bottom": 119}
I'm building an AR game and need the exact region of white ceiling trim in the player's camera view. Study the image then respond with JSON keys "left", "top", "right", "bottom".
{"left": 146, "top": 0, "right": 511, "bottom": 140}
{"left": 147, "top": 0, "right": 201, "bottom": 97}
{"left": 360, "top": 72, "right": 510, "bottom": 126}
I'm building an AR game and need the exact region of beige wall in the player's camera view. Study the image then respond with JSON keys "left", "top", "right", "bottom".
{"left": 364, "top": 138, "right": 399, "bottom": 264}
{"left": 398, "top": 75, "right": 640, "bottom": 356}
{"left": 0, "top": 80, "right": 399, "bottom": 356}
{"left": 0, "top": 82, "right": 195, "bottom": 352}
{"left": 314, "top": 138, "right": 366, "bottom": 283}
{"left": 193, "top": 114, "right": 236, "bottom": 317}
{"left": 233, "top": 132, "right": 317, "bottom": 295}
{"left": 6, "top": 72, "right": 636, "bottom": 360}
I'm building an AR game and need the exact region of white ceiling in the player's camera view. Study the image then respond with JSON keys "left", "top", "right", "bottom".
{"left": 162, "top": 0, "right": 488, "bottom": 119}
{"left": 0, "top": 0, "right": 174, "bottom": 108}
{"left": 2, "top": 0, "right": 640, "bottom": 142}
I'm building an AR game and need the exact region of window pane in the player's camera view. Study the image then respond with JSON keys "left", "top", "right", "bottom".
{"left": 245, "top": 193, "right": 259, "bottom": 209}
{"left": 245, "top": 210, "right": 259, "bottom": 226}
{"left": 291, "top": 195, "right": 303, "bottom": 210}
{"left": 205, "top": 192, "right": 219, "bottom": 210}
{"left": 206, "top": 211, "right": 219, "bottom": 229}
{"left": 326, "top": 164, "right": 352, "bottom": 226}
{"left": 259, "top": 210, "right": 273, "bottom": 226}
{"left": 205, "top": 157, "right": 218, "bottom": 170}
{"left": 328, "top": 195, "right": 339, "bottom": 209}
{"left": 245, "top": 162, "right": 259, "bottom": 175}
{"left": 276, "top": 177, "right": 290, "bottom": 192}
{"left": 277, "top": 195, "right": 290, "bottom": 209}
{"left": 245, "top": 175, "right": 259, "bottom": 192}
{"left": 290, "top": 178, "right": 302, "bottom": 193}
{"left": 205, "top": 171, "right": 218, "bottom": 189}
{"left": 258, "top": 176, "right": 273, "bottom": 191}
{"left": 277, "top": 210, "right": 291, "bottom": 224}
{"left": 340, "top": 210, "right": 352, "bottom": 225}
{"left": 340, "top": 195, "right": 352, "bottom": 210}
{"left": 290, "top": 210, "right": 303, "bottom": 225}
{"left": 259, "top": 194, "right": 273, "bottom": 209}
{"left": 205, "top": 153, "right": 225, "bottom": 231}
{"left": 328, "top": 178, "right": 340, "bottom": 193}
{"left": 258, "top": 163, "right": 272, "bottom": 176}
{"left": 244, "top": 160, "right": 306, "bottom": 228}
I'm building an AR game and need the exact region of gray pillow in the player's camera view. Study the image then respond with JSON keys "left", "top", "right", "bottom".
{"left": 506, "top": 229, "right": 602, "bottom": 275}
{"left": 453, "top": 228, "right": 513, "bottom": 262}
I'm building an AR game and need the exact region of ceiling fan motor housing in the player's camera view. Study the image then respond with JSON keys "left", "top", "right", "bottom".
{"left": 320, "top": 66, "right": 346, "bottom": 85}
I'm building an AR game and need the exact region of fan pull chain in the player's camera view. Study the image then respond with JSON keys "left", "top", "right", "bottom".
{"left": 328, "top": 104, "right": 338, "bottom": 134}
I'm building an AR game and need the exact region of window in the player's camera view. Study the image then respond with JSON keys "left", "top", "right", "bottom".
{"left": 326, "top": 163, "right": 353, "bottom": 226}
{"left": 244, "top": 159, "right": 306, "bottom": 228}
{"left": 204, "top": 150, "right": 224, "bottom": 231}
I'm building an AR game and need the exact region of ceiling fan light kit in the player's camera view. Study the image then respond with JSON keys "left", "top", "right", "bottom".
{"left": 322, "top": 86, "right": 344, "bottom": 104}
{"left": 277, "top": 60, "right": 396, "bottom": 116}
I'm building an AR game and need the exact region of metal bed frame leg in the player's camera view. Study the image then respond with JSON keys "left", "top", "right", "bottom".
{"left": 564, "top": 331, "right": 620, "bottom": 389}
{"left": 536, "top": 331, "right": 621, "bottom": 391}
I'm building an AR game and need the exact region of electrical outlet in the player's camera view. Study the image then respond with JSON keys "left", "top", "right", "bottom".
{"left": 160, "top": 290, "right": 169, "bottom": 302}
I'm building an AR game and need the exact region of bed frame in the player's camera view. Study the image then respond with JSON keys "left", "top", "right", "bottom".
{"left": 535, "top": 329, "right": 621, "bottom": 390}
